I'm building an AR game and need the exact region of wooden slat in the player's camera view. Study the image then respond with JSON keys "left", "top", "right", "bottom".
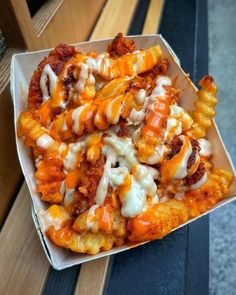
{"left": 90, "top": 0, "right": 138, "bottom": 40}
{"left": 74, "top": 257, "right": 110, "bottom": 295}
{"left": 0, "top": 85, "right": 22, "bottom": 225}
{"left": 0, "top": 48, "right": 21, "bottom": 94}
{"left": 0, "top": 183, "right": 50, "bottom": 294}
{"left": 9, "top": 0, "right": 106, "bottom": 51}
{"left": 142, "top": 0, "right": 164, "bottom": 34}
{"left": 32, "top": 0, "right": 64, "bottom": 37}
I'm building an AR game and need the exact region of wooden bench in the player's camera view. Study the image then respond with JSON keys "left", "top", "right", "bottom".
{"left": 0, "top": 1, "right": 209, "bottom": 294}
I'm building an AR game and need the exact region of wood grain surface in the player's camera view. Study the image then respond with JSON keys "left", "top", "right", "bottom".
{"left": 142, "top": 0, "right": 164, "bottom": 34}
{"left": 0, "top": 183, "right": 50, "bottom": 294}
{"left": 90, "top": 0, "right": 138, "bottom": 40}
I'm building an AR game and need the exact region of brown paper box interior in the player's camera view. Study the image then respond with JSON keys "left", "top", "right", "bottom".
{"left": 11, "top": 35, "right": 236, "bottom": 270}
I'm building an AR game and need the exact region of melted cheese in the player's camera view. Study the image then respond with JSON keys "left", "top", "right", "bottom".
{"left": 121, "top": 177, "right": 146, "bottom": 217}
{"left": 60, "top": 142, "right": 82, "bottom": 171}
{"left": 128, "top": 76, "right": 171, "bottom": 126}
{"left": 72, "top": 105, "right": 87, "bottom": 134}
{"left": 151, "top": 76, "right": 172, "bottom": 98}
{"left": 37, "top": 205, "right": 69, "bottom": 232}
{"left": 108, "top": 167, "right": 129, "bottom": 188}
{"left": 94, "top": 132, "right": 158, "bottom": 216}
{"left": 86, "top": 204, "right": 100, "bottom": 228}
{"left": 40, "top": 64, "right": 57, "bottom": 102}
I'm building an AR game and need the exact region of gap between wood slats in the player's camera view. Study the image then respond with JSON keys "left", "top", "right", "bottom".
{"left": 90, "top": 0, "right": 138, "bottom": 40}
{"left": 32, "top": 0, "right": 64, "bottom": 37}
{"left": 74, "top": 1, "right": 164, "bottom": 295}
{"left": 0, "top": 48, "right": 21, "bottom": 94}
{"left": 142, "top": 0, "right": 164, "bottom": 34}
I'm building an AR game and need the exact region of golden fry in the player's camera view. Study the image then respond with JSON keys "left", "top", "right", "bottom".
{"left": 128, "top": 200, "right": 188, "bottom": 242}
{"left": 191, "top": 75, "right": 218, "bottom": 138}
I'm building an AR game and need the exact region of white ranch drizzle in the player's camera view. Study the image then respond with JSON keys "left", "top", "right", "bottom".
{"left": 198, "top": 138, "right": 212, "bottom": 157}
{"left": 40, "top": 64, "right": 57, "bottom": 102}
{"left": 94, "top": 133, "right": 158, "bottom": 217}
{"left": 36, "top": 134, "right": 55, "bottom": 150}
{"left": 190, "top": 172, "right": 208, "bottom": 190}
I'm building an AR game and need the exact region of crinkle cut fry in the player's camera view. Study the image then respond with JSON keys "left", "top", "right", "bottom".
{"left": 99, "top": 45, "right": 163, "bottom": 79}
{"left": 17, "top": 111, "right": 48, "bottom": 147}
{"left": 41, "top": 204, "right": 125, "bottom": 254}
{"left": 46, "top": 226, "right": 125, "bottom": 254}
{"left": 128, "top": 169, "right": 233, "bottom": 242}
{"left": 128, "top": 199, "right": 189, "bottom": 242}
{"left": 190, "top": 75, "right": 218, "bottom": 139}
{"left": 183, "top": 168, "right": 233, "bottom": 218}
{"left": 72, "top": 205, "right": 127, "bottom": 237}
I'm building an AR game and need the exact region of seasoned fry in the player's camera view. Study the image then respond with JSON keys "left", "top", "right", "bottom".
{"left": 47, "top": 226, "right": 125, "bottom": 254}
{"left": 128, "top": 200, "right": 188, "bottom": 242}
{"left": 72, "top": 205, "right": 127, "bottom": 237}
{"left": 18, "top": 34, "right": 234, "bottom": 254}
{"left": 183, "top": 169, "right": 233, "bottom": 218}
{"left": 190, "top": 75, "right": 218, "bottom": 138}
{"left": 39, "top": 205, "right": 125, "bottom": 254}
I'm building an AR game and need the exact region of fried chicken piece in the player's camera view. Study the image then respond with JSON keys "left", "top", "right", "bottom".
{"left": 28, "top": 44, "right": 76, "bottom": 109}
{"left": 108, "top": 33, "right": 136, "bottom": 58}
{"left": 36, "top": 157, "right": 66, "bottom": 203}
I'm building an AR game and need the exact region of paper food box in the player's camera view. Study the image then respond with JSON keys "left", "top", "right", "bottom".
{"left": 11, "top": 35, "right": 236, "bottom": 270}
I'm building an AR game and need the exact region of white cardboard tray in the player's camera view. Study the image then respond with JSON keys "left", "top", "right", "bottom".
{"left": 11, "top": 35, "right": 236, "bottom": 270}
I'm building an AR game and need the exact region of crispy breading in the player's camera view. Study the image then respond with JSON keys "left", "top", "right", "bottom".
{"left": 36, "top": 157, "right": 66, "bottom": 203}
{"left": 28, "top": 44, "right": 76, "bottom": 109}
{"left": 108, "top": 33, "right": 136, "bottom": 58}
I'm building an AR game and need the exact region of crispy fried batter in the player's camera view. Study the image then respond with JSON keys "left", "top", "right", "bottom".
{"left": 77, "top": 157, "right": 105, "bottom": 206}
{"left": 36, "top": 157, "right": 65, "bottom": 203}
{"left": 28, "top": 44, "right": 76, "bottom": 109}
{"left": 108, "top": 33, "right": 136, "bottom": 58}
